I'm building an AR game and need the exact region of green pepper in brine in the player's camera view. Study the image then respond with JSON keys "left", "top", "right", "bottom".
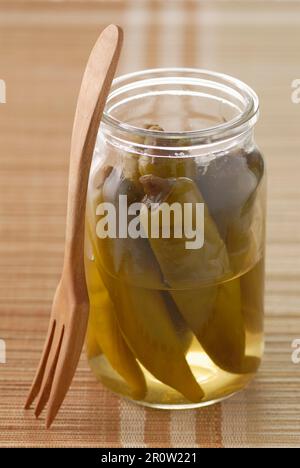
{"left": 140, "top": 175, "right": 259, "bottom": 374}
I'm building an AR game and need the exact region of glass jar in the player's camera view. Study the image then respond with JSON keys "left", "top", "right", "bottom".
{"left": 85, "top": 68, "right": 266, "bottom": 409}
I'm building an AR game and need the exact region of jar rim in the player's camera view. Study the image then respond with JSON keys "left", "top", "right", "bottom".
{"left": 102, "top": 67, "right": 259, "bottom": 142}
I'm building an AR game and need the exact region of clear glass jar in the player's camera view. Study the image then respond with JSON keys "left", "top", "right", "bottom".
{"left": 85, "top": 68, "right": 266, "bottom": 409}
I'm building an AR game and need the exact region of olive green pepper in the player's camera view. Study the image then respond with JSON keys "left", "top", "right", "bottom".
{"left": 140, "top": 175, "right": 259, "bottom": 374}
{"left": 196, "top": 149, "right": 264, "bottom": 275}
{"left": 86, "top": 315, "right": 102, "bottom": 360}
{"left": 111, "top": 279, "right": 204, "bottom": 403}
{"left": 95, "top": 166, "right": 164, "bottom": 289}
{"left": 172, "top": 278, "right": 260, "bottom": 374}
{"left": 86, "top": 165, "right": 148, "bottom": 399}
{"left": 226, "top": 181, "right": 265, "bottom": 275}
{"left": 138, "top": 124, "right": 196, "bottom": 179}
{"left": 240, "top": 258, "right": 265, "bottom": 335}
{"left": 140, "top": 175, "right": 231, "bottom": 288}
{"left": 85, "top": 229, "right": 147, "bottom": 400}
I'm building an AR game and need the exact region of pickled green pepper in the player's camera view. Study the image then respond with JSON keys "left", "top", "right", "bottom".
{"left": 240, "top": 258, "right": 265, "bottom": 334}
{"left": 140, "top": 175, "right": 259, "bottom": 374}
{"left": 85, "top": 247, "right": 147, "bottom": 400}
{"left": 86, "top": 316, "right": 102, "bottom": 360}
{"left": 140, "top": 175, "right": 231, "bottom": 288}
{"left": 138, "top": 125, "right": 196, "bottom": 179}
{"left": 85, "top": 165, "right": 147, "bottom": 399}
{"left": 112, "top": 280, "right": 204, "bottom": 403}
{"left": 95, "top": 166, "right": 164, "bottom": 289}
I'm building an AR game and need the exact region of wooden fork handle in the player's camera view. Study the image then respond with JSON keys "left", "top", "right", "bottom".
{"left": 63, "top": 25, "right": 123, "bottom": 287}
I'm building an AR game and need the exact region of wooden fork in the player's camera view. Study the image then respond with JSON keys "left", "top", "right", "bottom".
{"left": 25, "top": 25, "right": 123, "bottom": 428}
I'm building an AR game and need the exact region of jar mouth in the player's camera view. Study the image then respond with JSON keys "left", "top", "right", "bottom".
{"left": 102, "top": 67, "right": 259, "bottom": 144}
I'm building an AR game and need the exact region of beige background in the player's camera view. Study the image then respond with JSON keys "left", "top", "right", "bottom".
{"left": 0, "top": 0, "right": 300, "bottom": 447}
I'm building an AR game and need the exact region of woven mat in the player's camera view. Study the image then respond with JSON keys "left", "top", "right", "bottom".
{"left": 0, "top": 0, "right": 300, "bottom": 448}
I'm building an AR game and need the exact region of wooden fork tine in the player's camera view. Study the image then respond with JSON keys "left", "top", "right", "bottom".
{"left": 46, "top": 323, "right": 87, "bottom": 428}
{"left": 34, "top": 325, "right": 65, "bottom": 418}
{"left": 24, "top": 320, "right": 56, "bottom": 409}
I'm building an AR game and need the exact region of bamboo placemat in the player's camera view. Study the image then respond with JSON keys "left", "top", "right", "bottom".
{"left": 0, "top": 0, "right": 300, "bottom": 448}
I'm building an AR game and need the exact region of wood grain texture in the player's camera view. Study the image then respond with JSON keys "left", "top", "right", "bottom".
{"left": 0, "top": 0, "right": 300, "bottom": 447}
